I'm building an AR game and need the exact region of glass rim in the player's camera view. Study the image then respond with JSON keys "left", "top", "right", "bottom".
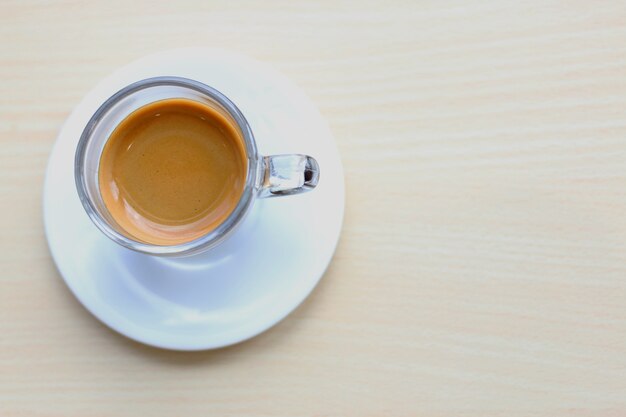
{"left": 74, "top": 76, "right": 259, "bottom": 256}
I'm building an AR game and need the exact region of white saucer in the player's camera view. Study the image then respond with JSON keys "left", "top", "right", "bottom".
{"left": 43, "top": 48, "right": 344, "bottom": 350}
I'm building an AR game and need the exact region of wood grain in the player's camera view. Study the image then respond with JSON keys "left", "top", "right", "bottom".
{"left": 1, "top": 1, "right": 625, "bottom": 416}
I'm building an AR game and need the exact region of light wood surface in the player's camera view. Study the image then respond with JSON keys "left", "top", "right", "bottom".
{"left": 1, "top": 1, "right": 626, "bottom": 416}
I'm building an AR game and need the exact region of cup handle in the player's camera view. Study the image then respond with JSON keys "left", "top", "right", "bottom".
{"left": 258, "top": 154, "right": 320, "bottom": 198}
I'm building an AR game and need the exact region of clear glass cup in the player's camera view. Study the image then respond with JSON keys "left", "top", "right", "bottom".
{"left": 75, "top": 76, "right": 319, "bottom": 257}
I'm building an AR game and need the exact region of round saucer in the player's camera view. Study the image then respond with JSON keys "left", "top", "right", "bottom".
{"left": 43, "top": 48, "right": 344, "bottom": 350}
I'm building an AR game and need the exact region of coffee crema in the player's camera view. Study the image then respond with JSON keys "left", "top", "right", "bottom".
{"left": 98, "top": 98, "right": 247, "bottom": 245}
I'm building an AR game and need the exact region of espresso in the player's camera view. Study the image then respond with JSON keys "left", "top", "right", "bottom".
{"left": 98, "top": 98, "right": 247, "bottom": 245}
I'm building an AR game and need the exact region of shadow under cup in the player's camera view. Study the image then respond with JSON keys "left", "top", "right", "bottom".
{"left": 76, "top": 77, "right": 319, "bottom": 257}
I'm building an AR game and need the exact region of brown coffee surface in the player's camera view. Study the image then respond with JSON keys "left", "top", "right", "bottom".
{"left": 98, "top": 98, "right": 247, "bottom": 245}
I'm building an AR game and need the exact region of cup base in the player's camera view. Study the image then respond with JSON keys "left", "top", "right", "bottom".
{"left": 43, "top": 48, "right": 344, "bottom": 350}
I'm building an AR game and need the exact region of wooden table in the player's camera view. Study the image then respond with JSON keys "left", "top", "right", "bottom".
{"left": 1, "top": 1, "right": 625, "bottom": 415}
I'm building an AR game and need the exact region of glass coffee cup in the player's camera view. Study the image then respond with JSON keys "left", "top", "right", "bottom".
{"left": 75, "top": 76, "right": 319, "bottom": 257}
